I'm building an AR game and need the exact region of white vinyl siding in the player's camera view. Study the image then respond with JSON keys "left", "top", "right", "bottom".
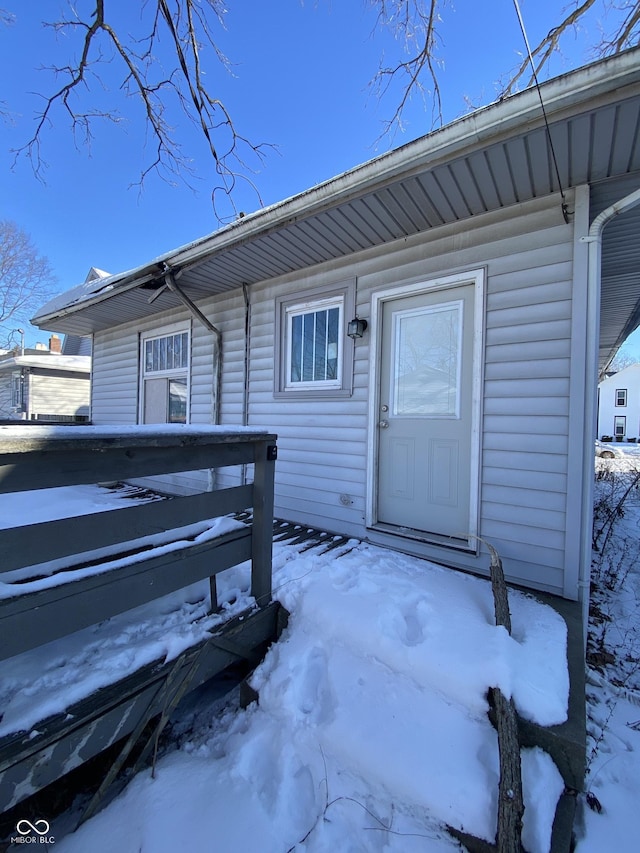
{"left": 91, "top": 296, "right": 248, "bottom": 494}
{"left": 29, "top": 371, "right": 91, "bottom": 420}
{"left": 598, "top": 363, "right": 640, "bottom": 441}
{"left": 0, "top": 372, "right": 19, "bottom": 417}
{"left": 92, "top": 327, "right": 141, "bottom": 424}
{"left": 89, "top": 190, "right": 579, "bottom": 596}
{"left": 244, "top": 191, "right": 575, "bottom": 595}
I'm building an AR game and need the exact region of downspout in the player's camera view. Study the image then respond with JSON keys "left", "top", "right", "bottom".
{"left": 19, "top": 367, "right": 27, "bottom": 420}
{"left": 241, "top": 283, "right": 251, "bottom": 486}
{"left": 162, "top": 266, "right": 222, "bottom": 425}
{"left": 578, "top": 186, "right": 640, "bottom": 643}
{"left": 162, "top": 267, "right": 223, "bottom": 493}
{"left": 23, "top": 368, "right": 30, "bottom": 420}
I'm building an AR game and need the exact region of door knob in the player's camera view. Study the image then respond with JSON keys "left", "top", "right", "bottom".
{"left": 378, "top": 420, "right": 389, "bottom": 429}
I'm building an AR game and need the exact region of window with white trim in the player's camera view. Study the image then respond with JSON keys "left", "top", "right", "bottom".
{"left": 614, "top": 415, "right": 626, "bottom": 438}
{"left": 275, "top": 280, "right": 356, "bottom": 399}
{"left": 140, "top": 326, "right": 190, "bottom": 423}
{"left": 286, "top": 296, "right": 342, "bottom": 389}
{"left": 616, "top": 388, "right": 627, "bottom": 407}
{"left": 11, "top": 371, "right": 22, "bottom": 409}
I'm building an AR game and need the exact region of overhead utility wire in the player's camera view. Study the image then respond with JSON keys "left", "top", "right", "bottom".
{"left": 512, "top": 0, "right": 570, "bottom": 223}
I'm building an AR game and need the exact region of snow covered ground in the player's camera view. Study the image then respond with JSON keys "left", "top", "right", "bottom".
{"left": 574, "top": 449, "right": 640, "bottom": 852}
{"left": 1, "top": 450, "right": 639, "bottom": 852}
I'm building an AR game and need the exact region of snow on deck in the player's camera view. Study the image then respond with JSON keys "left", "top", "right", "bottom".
{"left": 0, "top": 486, "right": 569, "bottom": 852}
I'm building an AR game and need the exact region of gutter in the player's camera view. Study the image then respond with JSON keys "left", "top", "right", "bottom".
{"left": 578, "top": 185, "right": 640, "bottom": 642}
{"left": 33, "top": 49, "right": 640, "bottom": 329}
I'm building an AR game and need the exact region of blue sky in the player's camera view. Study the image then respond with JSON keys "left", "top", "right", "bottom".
{"left": 1, "top": 1, "right": 638, "bottom": 354}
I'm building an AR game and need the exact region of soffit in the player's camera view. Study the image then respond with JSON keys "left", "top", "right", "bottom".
{"left": 36, "top": 61, "right": 640, "bottom": 343}
{"left": 591, "top": 174, "right": 640, "bottom": 371}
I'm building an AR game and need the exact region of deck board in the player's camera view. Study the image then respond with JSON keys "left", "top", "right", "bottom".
{"left": 0, "top": 601, "right": 284, "bottom": 812}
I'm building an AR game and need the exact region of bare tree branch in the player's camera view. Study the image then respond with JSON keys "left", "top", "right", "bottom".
{"left": 13, "top": 1, "right": 272, "bottom": 219}
{"left": 0, "top": 221, "right": 57, "bottom": 348}
{"left": 501, "top": 0, "right": 599, "bottom": 97}
{"left": 0, "top": 8, "right": 16, "bottom": 121}
{"left": 501, "top": 0, "right": 640, "bottom": 98}
{"left": 370, "top": 0, "right": 640, "bottom": 135}
{"left": 599, "top": 0, "right": 640, "bottom": 53}
{"left": 10, "top": 1, "right": 640, "bottom": 213}
{"left": 369, "top": 0, "right": 446, "bottom": 135}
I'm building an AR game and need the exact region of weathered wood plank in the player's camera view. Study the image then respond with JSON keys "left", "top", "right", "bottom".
{"left": 251, "top": 441, "right": 276, "bottom": 605}
{"left": 0, "top": 426, "right": 277, "bottom": 455}
{"left": 0, "top": 441, "right": 264, "bottom": 494}
{"left": 0, "top": 484, "right": 254, "bottom": 574}
{"left": 0, "top": 526, "right": 253, "bottom": 661}
{"left": 0, "top": 602, "right": 284, "bottom": 812}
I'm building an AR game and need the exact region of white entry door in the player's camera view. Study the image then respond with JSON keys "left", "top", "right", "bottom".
{"left": 376, "top": 278, "right": 480, "bottom": 542}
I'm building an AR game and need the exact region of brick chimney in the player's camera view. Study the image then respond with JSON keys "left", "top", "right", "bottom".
{"left": 49, "top": 334, "right": 62, "bottom": 354}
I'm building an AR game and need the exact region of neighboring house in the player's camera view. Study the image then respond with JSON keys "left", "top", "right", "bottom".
{"left": 33, "top": 49, "right": 640, "bottom": 621}
{"left": 598, "top": 362, "right": 640, "bottom": 441}
{"left": 0, "top": 335, "right": 91, "bottom": 422}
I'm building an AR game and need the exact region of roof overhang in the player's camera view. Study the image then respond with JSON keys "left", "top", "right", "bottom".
{"left": 33, "top": 49, "right": 640, "bottom": 369}
{"left": 0, "top": 355, "right": 91, "bottom": 374}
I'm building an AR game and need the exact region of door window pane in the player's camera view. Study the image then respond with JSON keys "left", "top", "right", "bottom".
{"left": 392, "top": 302, "right": 462, "bottom": 417}
{"left": 169, "top": 378, "right": 188, "bottom": 423}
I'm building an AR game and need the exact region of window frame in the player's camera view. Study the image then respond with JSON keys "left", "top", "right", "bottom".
{"left": 139, "top": 322, "right": 191, "bottom": 424}
{"left": 10, "top": 370, "right": 23, "bottom": 409}
{"left": 615, "top": 388, "right": 627, "bottom": 407}
{"left": 614, "top": 415, "right": 626, "bottom": 438}
{"left": 274, "top": 279, "right": 356, "bottom": 399}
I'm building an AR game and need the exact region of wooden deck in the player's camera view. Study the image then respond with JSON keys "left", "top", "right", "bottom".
{"left": 0, "top": 426, "right": 281, "bottom": 814}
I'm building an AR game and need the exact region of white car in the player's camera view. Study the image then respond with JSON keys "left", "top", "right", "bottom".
{"left": 595, "top": 439, "right": 624, "bottom": 459}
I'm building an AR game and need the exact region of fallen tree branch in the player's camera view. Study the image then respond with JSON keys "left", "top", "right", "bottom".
{"left": 486, "top": 541, "right": 524, "bottom": 853}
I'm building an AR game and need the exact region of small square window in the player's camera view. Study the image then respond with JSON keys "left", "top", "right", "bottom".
{"left": 286, "top": 298, "right": 342, "bottom": 389}
{"left": 275, "top": 280, "right": 356, "bottom": 399}
{"left": 616, "top": 389, "right": 627, "bottom": 407}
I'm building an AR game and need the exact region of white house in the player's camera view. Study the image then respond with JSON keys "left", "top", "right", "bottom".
{"left": 32, "top": 49, "right": 640, "bottom": 619}
{"left": 0, "top": 335, "right": 91, "bottom": 422}
{"left": 598, "top": 362, "right": 640, "bottom": 442}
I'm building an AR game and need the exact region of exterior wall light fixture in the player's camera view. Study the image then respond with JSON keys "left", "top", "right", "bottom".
{"left": 347, "top": 317, "right": 368, "bottom": 339}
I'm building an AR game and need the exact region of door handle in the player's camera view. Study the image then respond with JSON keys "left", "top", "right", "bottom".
{"left": 378, "top": 420, "right": 389, "bottom": 429}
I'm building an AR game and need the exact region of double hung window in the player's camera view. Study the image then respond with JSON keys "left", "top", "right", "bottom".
{"left": 614, "top": 415, "right": 626, "bottom": 438}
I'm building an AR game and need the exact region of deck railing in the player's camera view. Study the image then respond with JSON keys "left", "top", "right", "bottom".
{"left": 0, "top": 425, "right": 280, "bottom": 815}
{"left": 0, "top": 425, "right": 277, "bottom": 661}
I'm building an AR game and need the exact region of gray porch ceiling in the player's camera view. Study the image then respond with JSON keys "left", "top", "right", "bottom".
{"left": 33, "top": 50, "right": 640, "bottom": 370}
